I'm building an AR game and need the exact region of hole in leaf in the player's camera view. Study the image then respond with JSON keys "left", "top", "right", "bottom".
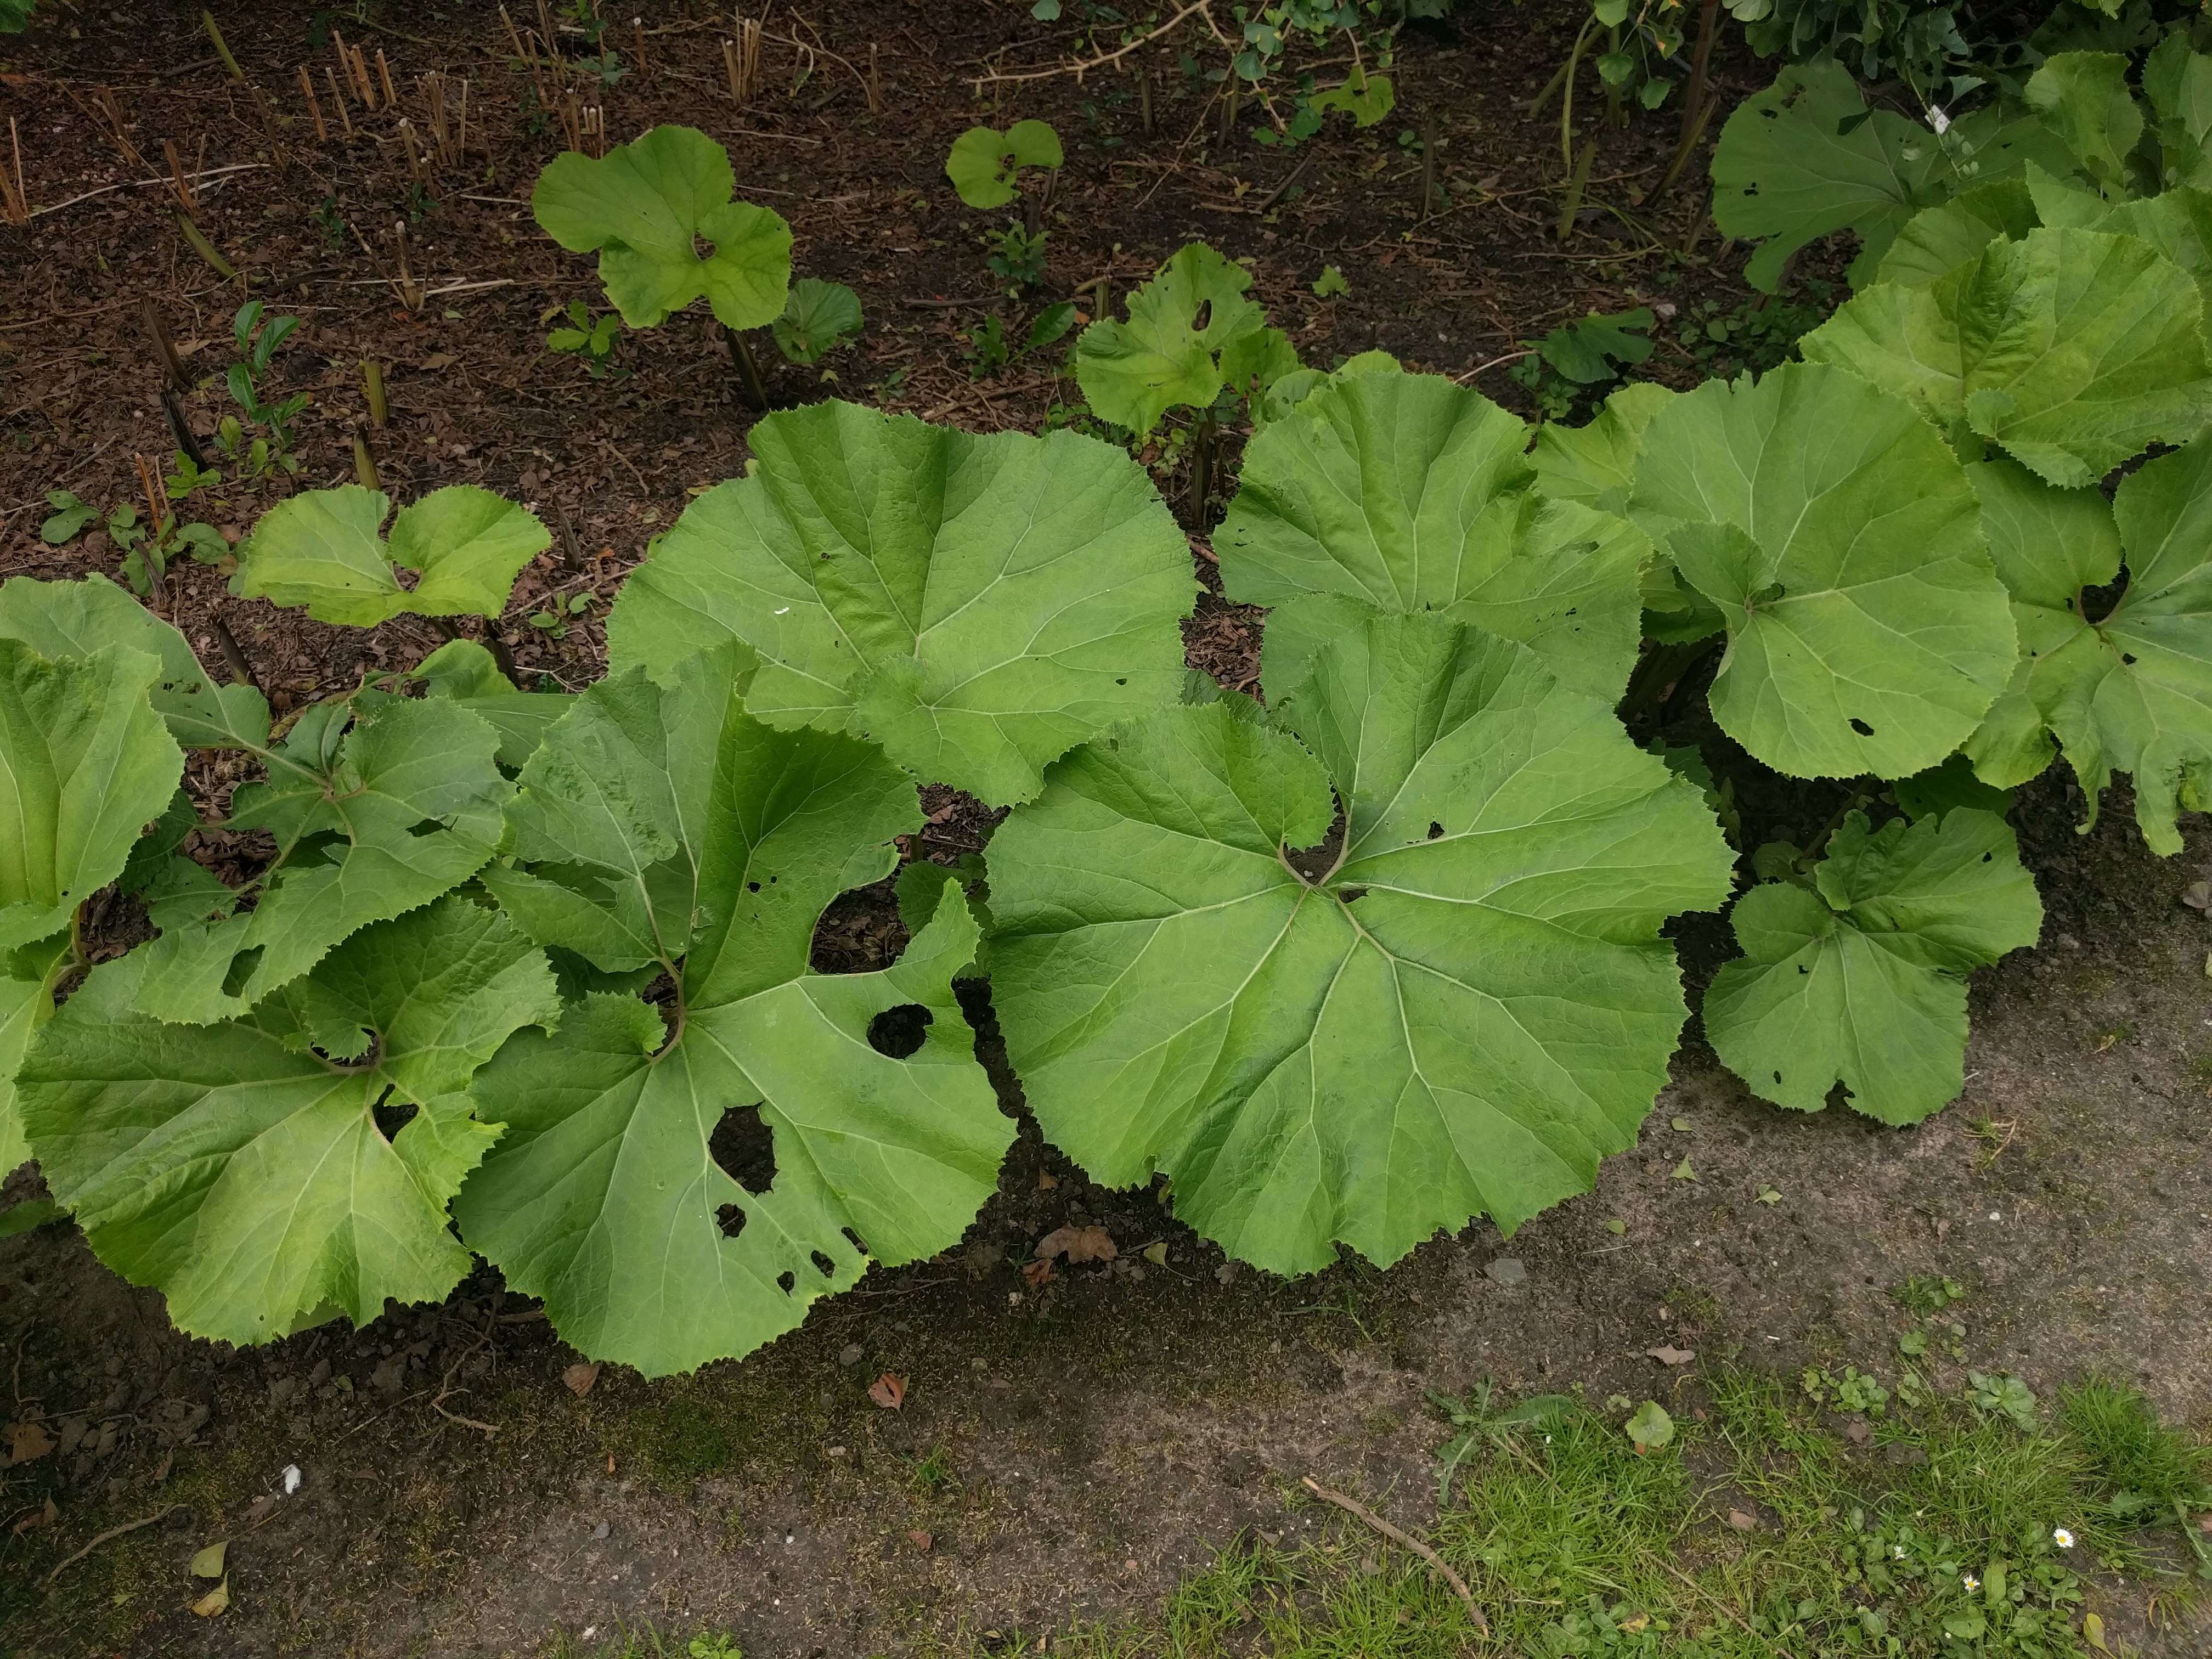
{"left": 776, "top": 1270, "right": 796, "bottom": 1294}
{"left": 843, "top": 1227, "right": 866, "bottom": 1254}
{"left": 221, "top": 946, "right": 264, "bottom": 999}
{"left": 1848, "top": 718, "right": 1874, "bottom": 737}
{"left": 693, "top": 233, "right": 715, "bottom": 261}
{"left": 1773, "top": 1070, "right": 1783, "bottom": 1084}
{"left": 2122, "top": 653, "right": 2137, "bottom": 666}
{"left": 867, "top": 1003, "right": 933, "bottom": 1058}
{"left": 1192, "top": 298, "right": 1212, "bottom": 330}
{"left": 405, "top": 819, "right": 444, "bottom": 838}
{"left": 716, "top": 1202, "right": 747, "bottom": 1239}
{"left": 1428, "top": 821, "right": 1444, "bottom": 840}
{"left": 1115, "top": 677, "right": 1127, "bottom": 686}
{"left": 709, "top": 1104, "right": 777, "bottom": 1195}
{"left": 1797, "top": 964, "right": 1809, "bottom": 974}
{"left": 371, "top": 1093, "right": 415, "bottom": 1141}
{"left": 747, "top": 881, "right": 761, "bottom": 892}
{"left": 810, "top": 1250, "right": 836, "bottom": 1279}
{"left": 1338, "top": 887, "right": 1368, "bottom": 904}
{"left": 1981, "top": 851, "right": 1992, "bottom": 863}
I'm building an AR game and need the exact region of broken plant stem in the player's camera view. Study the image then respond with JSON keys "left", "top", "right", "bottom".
{"left": 201, "top": 9, "right": 244, "bottom": 81}
{"left": 298, "top": 64, "right": 329, "bottom": 141}
{"left": 176, "top": 212, "right": 237, "bottom": 280}
{"left": 1, "top": 119, "right": 28, "bottom": 227}
{"left": 142, "top": 300, "right": 190, "bottom": 391}
{"left": 723, "top": 322, "right": 770, "bottom": 410}
{"left": 1189, "top": 406, "right": 1215, "bottom": 523}
{"left": 161, "top": 138, "right": 197, "bottom": 211}
{"left": 353, "top": 431, "right": 380, "bottom": 489}
{"left": 211, "top": 613, "right": 264, "bottom": 697}
{"left": 362, "top": 359, "right": 388, "bottom": 425}
{"left": 162, "top": 390, "right": 207, "bottom": 470}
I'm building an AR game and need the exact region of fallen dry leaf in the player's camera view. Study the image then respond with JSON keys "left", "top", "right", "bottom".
{"left": 906, "top": 1528, "right": 933, "bottom": 1552}
{"left": 4, "top": 1421, "right": 53, "bottom": 1465}
{"left": 562, "top": 1362, "right": 601, "bottom": 1398}
{"left": 1142, "top": 1241, "right": 1169, "bottom": 1267}
{"left": 242, "top": 1494, "right": 281, "bottom": 1529}
{"left": 1726, "top": 1508, "right": 1760, "bottom": 1532}
{"left": 1035, "top": 1223, "right": 1116, "bottom": 1265}
{"left": 1020, "top": 1258, "right": 1056, "bottom": 1288}
{"left": 12, "top": 1497, "right": 57, "bottom": 1536}
{"left": 190, "top": 1539, "right": 228, "bottom": 1579}
{"left": 1647, "top": 1345, "right": 1695, "bottom": 1367}
{"left": 868, "top": 1373, "right": 907, "bottom": 1410}
{"left": 190, "top": 1577, "right": 230, "bottom": 1618}
{"left": 1035, "top": 1171, "right": 1059, "bottom": 1190}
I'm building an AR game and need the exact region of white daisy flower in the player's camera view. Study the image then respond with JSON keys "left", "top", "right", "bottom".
{"left": 2053, "top": 1526, "right": 2075, "bottom": 1549}
{"left": 1962, "top": 1573, "right": 1981, "bottom": 1592}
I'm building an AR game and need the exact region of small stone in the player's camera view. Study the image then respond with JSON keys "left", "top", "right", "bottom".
{"left": 1483, "top": 1257, "right": 1528, "bottom": 1286}
{"left": 591, "top": 1520, "right": 610, "bottom": 1540}
{"left": 838, "top": 1344, "right": 865, "bottom": 1367}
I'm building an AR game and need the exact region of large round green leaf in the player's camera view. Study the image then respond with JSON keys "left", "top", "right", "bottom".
{"left": 236, "top": 484, "right": 550, "bottom": 628}
{"left": 1074, "top": 243, "right": 1294, "bottom": 434}
{"left": 1802, "top": 227, "right": 2212, "bottom": 489}
{"left": 532, "top": 125, "right": 793, "bottom": 331}
{"left": 605, "top": 400, "right": 1195, "bottom": 806}
{"left": 985, "top": 611, "right": 1735, "bottom": 1275}
{"left": 1705, "top": 810, "right": 2042, "bottom": 1126}
{"left": 21, "top": 898, "right": 557, "bottom": 1344}
{"left": 1217, "top": 363, "right": 1647, "bottom": 699}
{"left": 1969, "top": 438, "right": 2212, "bottom": 853}
{"left": 945, "top": 119, "right": 1063, "bottom": 209}
{"left": 1628, "top": 362, "right": 2015, "bottom": 780}
{"left": 455, "top": 647, "right": 1009, "bottom": 1375}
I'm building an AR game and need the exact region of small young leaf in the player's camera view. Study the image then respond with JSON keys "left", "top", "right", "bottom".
{"left": 1311, "top": 264, "right": 1351, "bottom": 298}
{"left": 236, "top": 484, "right": 550, "bottom": 627}
{"left": 771, "top": 278, "right": 864, "bottom": 365}
{"left": 1625, "top": 1401, "right": 1674, "bottom": 1449}
{"left": 946, "top": 120, "right": 1064, "bottom": 209}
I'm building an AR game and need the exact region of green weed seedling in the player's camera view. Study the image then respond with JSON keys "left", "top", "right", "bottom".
{"left": 220, "top": 301, "right": 308, "bottom": 478}
{"left": 162, "top": 449, "right": 220, "bottom": 498}
{"left": 546, "top": 299, "right": 624, "bottom": 378}
{"left": 963, "top": 301, "right": 1075, "bottom": 380}
{"left": 40, "top": 493, "right": 225, "bottom": 597}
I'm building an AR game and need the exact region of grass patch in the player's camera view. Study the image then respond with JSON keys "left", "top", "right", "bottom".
{"left": 883, "top": 1369, "right": 2207, "bottom": 1659}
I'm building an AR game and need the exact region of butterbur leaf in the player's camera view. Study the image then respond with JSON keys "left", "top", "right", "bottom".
{"left": 2025, "top": 52, "right": 2143, "bottom": 194}
{"left": 1218, "top": 362, "right": 1647, "bottom": 699}
{"left": 0, "top": 574, "right": 270, "bottom": 751}
{"left": 606, "top": 400, "right": 1194, "bottom": 806}
{"left": 2143, "top": 33, "right": 2212, "bottom": 190}
{"left": 1309, "top": 64, "right": 1394, "bottom": 127}
{"left": 532, "top": 125, "right": 793, "bottom": 330}
{"left": 454, "top": 649, "right": 1010, "bottom": 1375}
{"left": 1712, "top": 63, "right": 2067, "bottom": 291}
{"left": 945, "top": 120, "right": 1063, "bottom": 209}
{"left": 1973, "top": 438, "right": 2212, "bottom": 852}
{"left": 1875, "top": 177, "right": 2038, "bottom": 288}
{"left": 1802, "top": 228, "right": 2212, "bottom": 489}
{"left": 1629, "top": 363, "right": 2015, "bottom": 779}
{"left": 237, "top": 485, "right": 550, "bottom": 628}
{"left": 1074, "top": 243, "right": 1285, "bottom": 433}
{"left": 0, "top": 935, "right": 72, "bottom": 1176}
{"left": 985, "top": 611, "right": 1735, "bottom": 1276}
{"left": 128, "top": 698, "right": 510, "bottom": 1024}
{"left": 772, "top": 278, "right": 864, "bottom": 365}
{"left": 1704, "top": 810, "right": 2041, "bottom": 1125}
{"left": 21, "top": 899, "right": 557, "bottom": 1345}
{"left": 1528, "top": 382, "right": 1677, "bottom": 520}
{"left": 0, "top": 640, "right": 183, "bottom": 956}
{"left": 39, "top": 493, "right": 99, "bottom": 545}
{"left": 396, "top": 639, "right": 572, "bottom": 770}
{"left": 1531, "top": 308, "right": 1655, "bottom": 383}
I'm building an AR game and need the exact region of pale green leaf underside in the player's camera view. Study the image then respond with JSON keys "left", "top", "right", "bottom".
{"left": 605, "top": 400, "right": 1195, "bottom": 806}
{"left": 456, "top": 651, "right": 1009, "bottom": 1375}
{"left": 20, "top": 899, "right": 557, "bottom": 1345}
{"left": 531, "top": 124, "right": 793, "bottom": 330}
{"left": 0, "top": 575, "right": 270, "bottom": 751}
{"left": 986, "top": 611, "right": 1735, "bottom": 1276}
{"left": 1705, "top": 810, "right": 2041, "bottom": 1125}
{"left": 237, "top": 485, "right": 550, "bottom": 628}
{"left": 1629, "top": 362, "right": 2015, "bottom": 780}
{"left": 1218, "top": 364, "right": 1647, "bottom": 699}
{"left": 1802, "top": 227, "right": 2212, "bottom": 489}
{"left": 129, "top": 698, "right": 510, "bottom": 1023}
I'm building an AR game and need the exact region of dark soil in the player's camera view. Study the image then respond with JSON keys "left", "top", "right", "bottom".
{"left": 2, "top": 3, "right": 2208, "bottom": 1657}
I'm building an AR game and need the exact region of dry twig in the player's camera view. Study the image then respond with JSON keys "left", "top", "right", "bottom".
{"left": 1299, "top": 1476, "right": 1490, "bottom": 1635}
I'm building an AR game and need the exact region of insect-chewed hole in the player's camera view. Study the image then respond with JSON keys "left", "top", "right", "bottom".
{"left": 1338, "top": 887, "right": 1368, "bottom": 904}
{"left": 810, "top": 1250, "right": 836, "bottom": 1279}
{"left": 1773, "top": 1070, "right": 1784, "bottom": 1084}
{"left": 221, "top": 946, "right": 265, "bottom": 999}
{"left": 710, "top": 1104, "right": 777, "bottom": 1195}
{"left": 1427, "top": 821, "right": 1444, "bottom": 840}
{"left": 371, "top": 1093, "right": 416, "bottom": 1141}
{"left": 405, "top": 819, "right": 444, "bottom": 838}
{"left": 1192, "top": 299, "right": 1212, "bottom": 330}
{"left": 776, "top": 1269, "right": 797, "bottom": 1294}
{"left": 716, "top": 1202, "right": 747, "bottom": 1239}
{"left": 867, "top": 1003, "right": 933, "bottom": 1058}
{"left": 1849, "top": 718, "right": 1875, "bottom": 737}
